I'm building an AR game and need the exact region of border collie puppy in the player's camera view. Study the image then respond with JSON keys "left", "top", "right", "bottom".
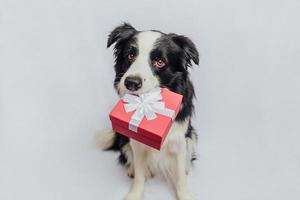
{"left": 98, "top": 23, "right": 199, "bottom": 200}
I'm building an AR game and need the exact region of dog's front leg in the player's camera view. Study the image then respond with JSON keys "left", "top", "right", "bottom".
{"left": 175, "top": 140, "right": 194, "bottom": 200}
{"left": 124, "top": 140, "right": 147, "bottom": 200}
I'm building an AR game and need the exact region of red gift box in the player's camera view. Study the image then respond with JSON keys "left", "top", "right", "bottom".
{"left": 109, "top": 88, "right": 183, "bottom": 150}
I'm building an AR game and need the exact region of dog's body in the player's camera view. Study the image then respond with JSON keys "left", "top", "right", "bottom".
{"left": 98, "top": 23, "right": 199, "bottom": 200}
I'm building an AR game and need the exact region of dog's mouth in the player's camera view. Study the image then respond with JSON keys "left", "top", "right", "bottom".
{"left": 117, "top": 85, "right": 160, "bottom": 97}
{"left": 124, "top": 86, "right": 158, "bottom": 96}
{"left": 116, "top": 74, "right": 161, "bottom": 97}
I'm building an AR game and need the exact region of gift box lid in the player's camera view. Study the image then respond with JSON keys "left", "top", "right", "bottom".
{"left": 109, "top": 88, "right": 183, "bottom": 143}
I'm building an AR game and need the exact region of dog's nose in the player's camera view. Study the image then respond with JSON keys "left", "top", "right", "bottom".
{"left": 124, "top": 76, "right": 142, "bottom": 91}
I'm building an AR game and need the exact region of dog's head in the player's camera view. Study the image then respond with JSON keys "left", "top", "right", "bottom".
{"left": 107, "top": 23, "right": 199, "bottom": 97}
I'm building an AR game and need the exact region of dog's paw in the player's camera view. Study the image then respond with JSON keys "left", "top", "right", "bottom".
{"left": 127, "top": 165, "right": 134, "bottom": 178}
{"left": 145, "top": 167, "right": 154, "bottom": 179}
{"left": 124, "top": 192, "right": 143, "bottom": 200}
{"left": 127, "top": 165, "right": 154, "bottom": 179}
{"left": 177, "top": 191, "right": 194, "bottom": 200}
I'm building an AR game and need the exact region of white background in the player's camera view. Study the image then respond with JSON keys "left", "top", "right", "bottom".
{"left": 1, "top": 0, "right": 300, "bottom": 199}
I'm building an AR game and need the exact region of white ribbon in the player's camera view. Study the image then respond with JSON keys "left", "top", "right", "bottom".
{"left": 122, "top": 88, "right": 175, "bottom": 132}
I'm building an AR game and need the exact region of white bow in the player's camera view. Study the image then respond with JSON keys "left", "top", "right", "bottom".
{"left": 122, "top": 88, "right": 175, "bottom": 132}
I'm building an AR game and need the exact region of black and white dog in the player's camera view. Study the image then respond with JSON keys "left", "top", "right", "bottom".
{"left": 98, "top": 23, "right": 199, "bottom": 200}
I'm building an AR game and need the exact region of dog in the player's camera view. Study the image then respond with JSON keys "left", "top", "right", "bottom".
{"left": 98, "top": 23, "right": 199, "bottom": 200}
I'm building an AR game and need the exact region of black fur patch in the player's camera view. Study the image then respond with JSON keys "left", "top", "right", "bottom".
{"left": 105, "top": 132, "right": 129, "bottom": 152}
{"left": 103, "top": 132, "right": 129, "bottom": 166}
{"left": 185, "top": 121, "right": 198, "bottom": 162}
{"left": 118, "top": 151, "right": 128, "bottom": 165}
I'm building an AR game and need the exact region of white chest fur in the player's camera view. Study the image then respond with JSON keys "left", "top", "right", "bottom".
{"left": 130, "top": 120, "right": 189, "bottom": 177}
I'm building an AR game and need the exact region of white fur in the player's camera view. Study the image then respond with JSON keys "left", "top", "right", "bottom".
{"left": 125, "top": 120, "right": 194, "bottom": 200}
{"left": 96, "top": 129, "right": 115, "bottom": 150}
{"left": 118, "top": 31, "right": 161, "bottom": 96}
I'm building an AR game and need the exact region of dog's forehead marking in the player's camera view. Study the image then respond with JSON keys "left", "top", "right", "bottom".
{"left": 136, "top": 31, "right": 162, "bottom": 54}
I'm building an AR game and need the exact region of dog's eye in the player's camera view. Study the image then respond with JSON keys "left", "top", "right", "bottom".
{"left": 128, "top": 54, "right": 135, "bottom": 61}
{"left": 153, "top": 59, "right": 166, "bottom": 69}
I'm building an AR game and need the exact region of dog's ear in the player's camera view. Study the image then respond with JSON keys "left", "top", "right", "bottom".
{"left": 107, "top": 23, "right": 137, "bottom": 48}
{"left": 169, "top": 33, "right": 199, "bottom": 67}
